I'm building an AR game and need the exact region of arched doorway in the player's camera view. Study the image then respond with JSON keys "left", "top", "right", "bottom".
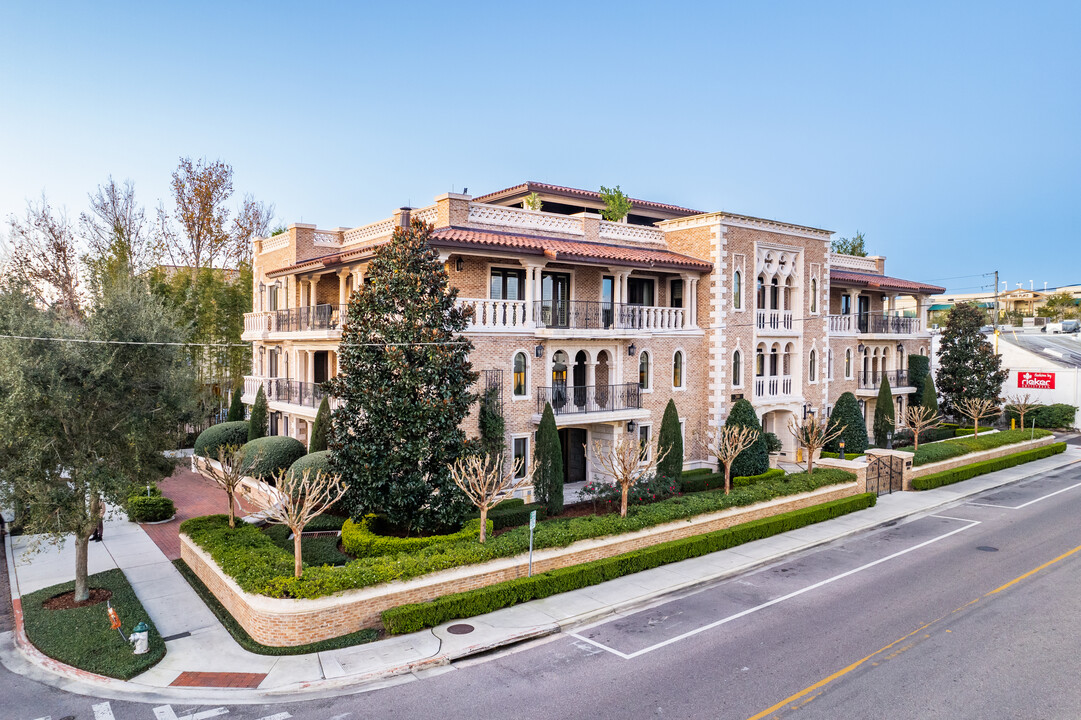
{"left": 596, "top": 350, "right": 610, "bottom": 409}
{"left": 552, "top": 350, "right": 568, "bottom": 409}
{"left": 573, "top": 350, "right": 588, "bottom": 408}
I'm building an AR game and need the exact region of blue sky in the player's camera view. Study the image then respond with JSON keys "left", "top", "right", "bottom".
{"left": 1, "top": 1, "right": 1077, "bottom": 294}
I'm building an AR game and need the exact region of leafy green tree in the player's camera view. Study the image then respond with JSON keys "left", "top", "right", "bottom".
{"left": 936, "top": 303, "right": 1008, "bottom": 417}
{"left": 907, "top": 354, "right": 930, "bottom": 407}
{"left": 328, "top": 219, "right": 477, "bottom": 534}
{"left": 825, "top": 392, "right": 869, "bottom": 454}
{"left": 831, "top": 231, "right": 867, "bottom": 256}
{"left": 533, "top": 402, "right": 563, "bottom": 515}
{"left": 724, "top": 399, "right": 769, "bottom": 477}
{"left": 227, "top": 386, "right": 244, "bottom": 421}
{"left": 308, "top": 396, "right": 330, "bottom": 452}
{"left": 248, "top": 385, "right": 268, "bottom": 441}
{"left": 599, "top": 185, "right": 633, "bottom": 222}
{"left": 656, "top": 399, "right": 683, "bottom": 481}
{"left": 922, "top": 372, "right": 940, "bottom": 415}
{"left": 873, "top": 376, "right": 895, "bottom": 447}
{"left": 0, "top": 281, "right": 193, "bottom": 602}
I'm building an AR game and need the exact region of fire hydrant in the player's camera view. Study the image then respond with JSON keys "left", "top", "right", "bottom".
{"left": 129, "top": 621, "right": 149, "bottom": 655}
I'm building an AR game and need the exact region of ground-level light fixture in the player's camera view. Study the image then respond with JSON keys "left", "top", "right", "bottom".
{"left": 839, "top": 440, "right": 846, "bottom": 461}
{"left": 885, "top": 429, "right": 894, "bottom": 450}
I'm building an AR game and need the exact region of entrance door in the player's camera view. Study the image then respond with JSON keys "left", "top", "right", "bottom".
{"left": 314, "top": 350, "right": 329, "bottom": 384}
{"left": 541, "top": 272, "right": 571, "bottom": 328}
{"left": 573, "top": 351, "right": 587, "bottom": 409}
{"left": 559, "top": 428, "right": 587, "bottom": 484}
{"left": 857, "top": 295, "right": 870, "bottom": 333}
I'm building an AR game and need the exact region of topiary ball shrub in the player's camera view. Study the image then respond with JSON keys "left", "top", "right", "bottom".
{"left": 194, "top": 421, "right": 250, "bottom": 459}
{"left": 127, "top": 496, "right": 175, "bottom": 523}
{"left": 826, "top": 392, "right": 869, "bottom": 454}
{"left": 239, "top": 436, "right": 307, "bottom": 481}
{"left": 289, "top": 450, "right": 331, "bottom": 477}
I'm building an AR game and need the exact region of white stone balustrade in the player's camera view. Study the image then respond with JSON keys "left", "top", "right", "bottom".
{"left": 459, "top": 298, "right": 530, "bottom": 331}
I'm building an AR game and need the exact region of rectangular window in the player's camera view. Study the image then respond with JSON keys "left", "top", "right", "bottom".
{"left": 841, "top": 293, "right": 851, "bottom": 315}
{"left": 627, "top": 278, "right": 655, "bottom": 306}
{"left": 639, "top": 424, "right": 652, "bottom": 461}
{"left": 268, "top": 285, "right": 279, "bottom": 311}
{"left": 513, "top": 436, "right": 529, "bottom": 479}
{"left": 670, "top": 279, "right": 684, "bottom": 308}
{"left": 490, "top": 268, "right": 525, "bottom": 300}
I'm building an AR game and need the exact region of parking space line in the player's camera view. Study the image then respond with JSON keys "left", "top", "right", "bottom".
{"left": 966, "top": 480, "right": 1081, "bottom": 510}
{"left": 570, "top": 517, "right": 980, "bottom": 660}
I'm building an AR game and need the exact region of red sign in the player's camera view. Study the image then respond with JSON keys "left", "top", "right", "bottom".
{"left": 1018, "top": 372, "right": 1055, "bottom": 390}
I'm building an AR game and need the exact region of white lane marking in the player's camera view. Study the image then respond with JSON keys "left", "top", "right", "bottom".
{"left": 93, "top": 702, "right": 116, "bottom": 720}
{"left": 571, "top": 517, "right": 981, "bottom": 660}
{"left": 153, "top": 707, "right": 229, "bottom": 720}
{"left": 966, "top": 480, "right": 1081, "bottom": 510}
{"left": 327, "top": 714, "right": 353, "bottom": 720}
{"left": 191, "top": 710, "right": 229, "bottom": 720}
{"left": 30, "top": 716, "right": 51, "bottom": 720}
{"left": 930, "top": 514, "right": 981, "bottom": 522}
{"left": 254, "top": 714, "right": 291, "bottom": 720}
{"left": 154, "top": 709, "right": 177, "bottom": 720}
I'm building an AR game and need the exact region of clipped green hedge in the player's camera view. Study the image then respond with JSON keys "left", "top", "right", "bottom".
{"left": 954, "top": 426, "right": 994, "bottom": 437}
{"left": 264, "top": 524, "right": 351, "bottom": 566}
{"left": 341, "top": 515, "right": 490, "bottom": 558}
{"left": 820, "top": 451, "right": 865, "bottom": 460}
{"left": 289, "top": 450, "right": 331, "bottom": 476}
{"left": 21, "top": 569, "right": 165, "bottom": 679}
{"left": 472, "top": 498, "right": 548, "bottom": 530}
{"left": 911, "top": 443, "right": 1067, "bottom": 491}
{"left": 240, "top": 435, "right": 307, "bottom": 480}
{"left": 194, "top": 421, "right": 250, "bottom": 458}
{"left": 181, "top": 468, "right": 856, "bottom": 600}
{"left": 382, "top": 492, "right": 878, "bottom": 634}
{"left": 679, "top": 468, "right": 785, "bottom": 493}
{"left": 127, "top": 496, "right": 175, "bottom": 523}
{"left": 900, "top": 429, "right": 1053, "bottom": 466}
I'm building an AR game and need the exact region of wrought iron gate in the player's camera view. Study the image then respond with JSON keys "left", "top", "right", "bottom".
{"left": 866, "top": 454, "right": 904, "bottom": 495}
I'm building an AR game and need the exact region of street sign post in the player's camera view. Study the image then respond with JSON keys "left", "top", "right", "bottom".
{"left": 528, "top": 510, "right": 536, "bottom": 577}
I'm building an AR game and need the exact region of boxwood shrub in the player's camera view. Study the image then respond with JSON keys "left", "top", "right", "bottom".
{"left": 1002, "top": 403, "right": 1078, "bottom": 429}
{"left": 127, "top": 496, "right": 175, "bottom": 523}
{"left": 341, "top": 515, "right": 490, "bottom": 558}
{"left": 911, "top": 442, "right": 1067, "bottom": 491}
{"left": 180, "top": 468, "right": 856, "bottom": 600}
{"left": 470, "top": 498, "right": 548, "bottom": 530}
{"left": 289, "top": 450, "right": 331, "bottom": 477}
{"left": 900, "top": 428, "right": 1053, "bottom": 466}
{"left": 239, "top": 436, "right": 307, "bottom": 480}
{"left": 679, "top": 468, "right": 785, "bottom": 493}
{"left": 954, "top": 426, "right": 994, "bottom": 437}
{"left": 193, "top": 421, "right": 250, "bottom": 458}
{"left": 382, "top": 492, "right": 878, "bottom": 634}
{"left": 820, "top": 451, "right": 865, "bottom": 460}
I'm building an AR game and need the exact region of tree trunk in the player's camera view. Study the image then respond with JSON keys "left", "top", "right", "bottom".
{"left": 724, "top": 465, "right": 731, "bottom": 495}
{"left": 74, "top": 532, "right": 90, "bottom": 603}
{"left": 227, "top": 489, "right": 235, "bottom": 528}
{"left": 620, "top": 483, "right": 629, "bottom": 517}
{"left": 293, "top": 528, "right": 303, "bottom": 578}
{"left": 807, "top": 452, "right": 815, "bottom": 475}
{"left": 479, "top": 507, "right": 488, "bottom": 543}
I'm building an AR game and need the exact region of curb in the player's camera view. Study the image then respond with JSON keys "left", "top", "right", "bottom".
{"left": 2, "top": 449, "right": 1078, "bottom": 704}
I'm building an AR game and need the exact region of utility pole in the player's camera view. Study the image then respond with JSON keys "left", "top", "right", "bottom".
{"left": 993, "top": 270, "right": 999, "bottom": 354}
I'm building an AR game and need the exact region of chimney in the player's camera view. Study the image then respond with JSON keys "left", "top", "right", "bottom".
{"left": 394, "top": 207, "right": 412, "bottom": 228}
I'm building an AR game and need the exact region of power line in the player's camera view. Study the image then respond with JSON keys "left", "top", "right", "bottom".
{"left": 0, "top": 335, "right": 470, "bottom": 348}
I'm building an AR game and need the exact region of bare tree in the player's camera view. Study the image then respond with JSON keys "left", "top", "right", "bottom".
{"left": 201, "top": 445, "right": 247, "bottom": 528}
{"left": 449, "top": 453, "right": 534, "bottom": 543}
{"left": 697, "top": 425, "right": 760, "bottom": 495}
{"left": 252, "top": 467, "right": 348, "bottom": 578}
{"left": 789, "top": 416, "right": 845, "bottom": 474}
{"left": 904, "top": 405, "right": 942, "bottom": 452}
{"left": 80, "top": 177, "right": 157, "bottom": 284}
{"left": 5, "top": 195, "right": 82, "bottom": 320}
{"left": 156, "top": 157, "right": 274, "bottom": 270}
{"left": 591, "top": 435, "right": 668, "bottom": 518}
{"left": 1005, "top": 393, "right": 1036, "bottom": 430}
{"left": 956, "top": 397, "right": 998, "bottom": 438}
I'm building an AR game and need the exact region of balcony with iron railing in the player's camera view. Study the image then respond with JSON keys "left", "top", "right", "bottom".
{"left": 536, "top": 382, "right": 642, "bottom": 417}
{"left": 242, "top": 376, "right": 331, "bottom": 410}
{"left": 829, "top": 313, "right": 923, "bottom": 336}
{"left": 242, "top": 305, "right": 349, "bottom": 339}
{"left": 858, "top": 369, "right": 910, "bottom": 390}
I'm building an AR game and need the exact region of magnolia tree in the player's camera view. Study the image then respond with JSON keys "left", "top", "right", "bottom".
{"left": 253, "top": 468, "right": 348, "bottom": 578}
{"left": 698, "top": 425, "right": 760, "bottom": 495}
{"left": 202, "top": 445, "right": 247, "bottom": 528}
{"left": 956, "top": 397, "right": 998, "bottom": 437}
{"left": 904, "top": 406, "right": 941, "bottom": 453}
{"left": 1005, "top": 394, "right": 1036, "bottom": 430}
{"left": 789, "top": 416, "right": 845, "bottom": 474}
{"left": 591, "top": 436, "right": 668, "bottom": 518}
{"left": 449, "top": 454, "right": 534, "bottom": 543}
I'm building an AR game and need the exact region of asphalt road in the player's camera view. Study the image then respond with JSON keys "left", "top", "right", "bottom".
{"left": 5, "top": 461, "right": 1081, "bottom": 720}
{"left": 1004, "top": 329, "right": 1081, "bottom": 368}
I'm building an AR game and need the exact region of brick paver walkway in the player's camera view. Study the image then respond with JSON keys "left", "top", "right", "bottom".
{"left": 142, "top": 464, "right": 257, "bottom": 560}
{"left": 170, "top": 670, "right": 268, "bottom": 688}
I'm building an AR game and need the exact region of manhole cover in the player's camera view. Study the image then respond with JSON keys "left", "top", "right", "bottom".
{"left": 447, "top": 623, "right": 475, "bottom": 635}
{"left": 977, "top": 546, "right": 999, "bottom": 552}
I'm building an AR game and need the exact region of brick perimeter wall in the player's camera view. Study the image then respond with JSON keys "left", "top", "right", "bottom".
{"left": 181, "top": 482, "right": 858, "bottom": 646}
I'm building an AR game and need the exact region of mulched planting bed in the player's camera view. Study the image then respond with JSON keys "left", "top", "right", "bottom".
{"left": 42, "top": 587, "right": 112, "bottom": 610}
{"left": 21, "top": 568, "right": 165, "bottom": 679}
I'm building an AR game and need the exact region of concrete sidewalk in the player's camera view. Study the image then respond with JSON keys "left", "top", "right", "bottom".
{"left": 3, "top": 445, "right": 1079, "bottom": 703}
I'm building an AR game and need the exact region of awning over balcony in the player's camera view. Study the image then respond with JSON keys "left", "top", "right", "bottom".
{"left": 829, "top": 269, "right": 945, "bottom": 295}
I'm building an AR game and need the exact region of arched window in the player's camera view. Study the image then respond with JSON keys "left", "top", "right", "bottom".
{"left": 756, "top": 347, "right": 765, "bottom": 377}
{"left": 828, "top": 349, "right": 834, "bottom": 379}
{"left": 733, "top": 350, "right": 742, "bottom": 387}
{"left": 769, "top": 346, "right": 779, "bottom": 376}
{"left": 845, "top": 349, "right": 852, "bottom": 378}
{"left": 809, "top": 350, "right": 817, "bottom": 381}
{"left": 757, "top": 276, "right": 766, "bottom": 309}
{"left": 672, "top": 351, "right": 684, "bottom": 389}
{"left": 920, "top": 346, "right": 926, "bottom": 356}
{"left": 810, "top": 278, "right": 818, "bottom": 313}
{"left": 552, "top": 350, "right": 568, "bottom": 408}
{"left": 639, "top": 351, "right": 651, "bottom": 390}
{"left": 733, "top": 271, "right": 742, "bottom": 309}
{"left": 770, "top": 278, "right": 780, "bottom": 309}
{"left": 513, "top": 352, "right": 527, "bottom": 397}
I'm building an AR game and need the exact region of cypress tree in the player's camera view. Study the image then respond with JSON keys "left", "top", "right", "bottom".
{"left": 724, "top": 399, "right": 769, "bottom": 477}
{"left": 309, "top": 396, "right": 329, "bottom": 452}
{"left": 922, "top": 372, "right": 940, "bottom": 415}
{"left": 533, "top": 402, "right": 563, "bottom": 515}
{"left": 825, "top": 392, "right": 869, "bottom": 454}
{"left": 656, "top": 399, "right": 683, "bottom": 481}
{"left": 907, "top": 354, "right": 930, "bottom": 407}
{"left": 226, "top": 386, "right": 244, "bottom": 421}
{"left": 873, "top": 376, "right": 895, "bottom": 447}
{"left": 248, "top": 385, "right": 268, "bottom": 441}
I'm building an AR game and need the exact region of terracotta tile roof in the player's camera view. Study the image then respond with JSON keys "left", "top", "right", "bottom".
{"left": 829, "top": 269, "right": 945, "bottom": 295}
{"left": 473, "top": 182, "right": 704, "bottom": 216}
{"left": 429, "top": 226, "right": 712, "bottom": 272}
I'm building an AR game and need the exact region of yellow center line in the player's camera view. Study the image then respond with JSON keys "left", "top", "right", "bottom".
{"left": 745, "top": 542, "right": 1081, "bottom": 720}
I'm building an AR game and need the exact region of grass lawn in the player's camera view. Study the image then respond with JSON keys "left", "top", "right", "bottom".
{"left": 172, "top": 559, "right": 377, "bottom": 654}
{"left": 20, "top": 568, "right": 165, "bottom": 679}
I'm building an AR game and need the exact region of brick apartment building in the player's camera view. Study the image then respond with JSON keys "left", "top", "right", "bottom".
{"left": 240, "top": 182, "right": 944, "bottom": 483}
